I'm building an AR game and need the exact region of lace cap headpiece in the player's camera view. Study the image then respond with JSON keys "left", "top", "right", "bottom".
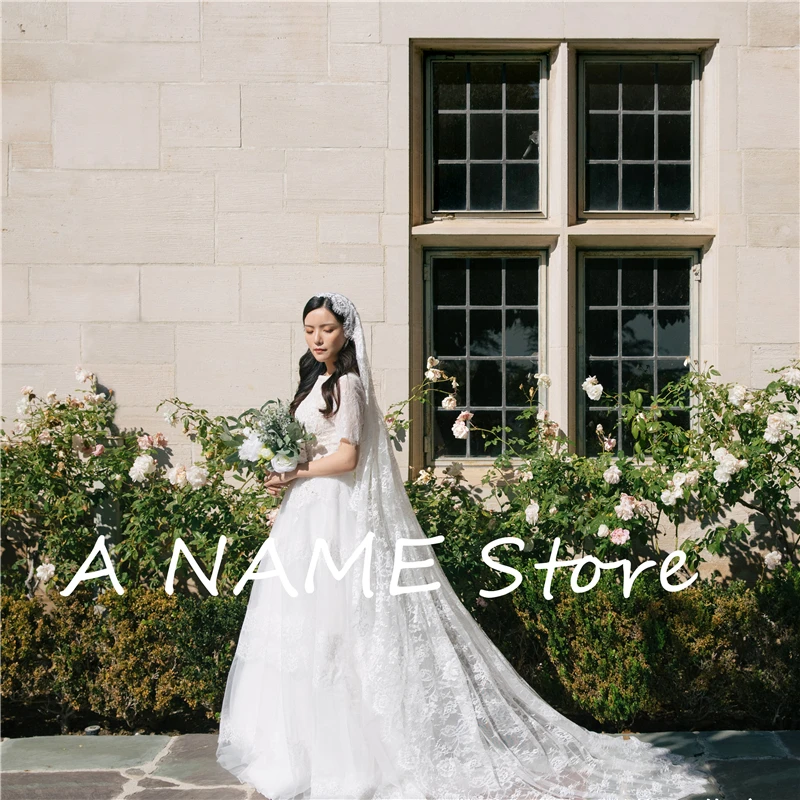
{"left": 315, "top": 291, "right": 357, "bottom": 340}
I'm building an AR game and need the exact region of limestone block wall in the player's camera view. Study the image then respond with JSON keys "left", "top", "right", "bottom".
{"left": 2, "top": 0, "right": 799, "bottom": 494}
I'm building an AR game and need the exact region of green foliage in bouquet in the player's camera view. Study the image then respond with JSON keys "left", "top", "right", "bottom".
{"left": 170, "top": 397, "right": 316, "bottom": 480}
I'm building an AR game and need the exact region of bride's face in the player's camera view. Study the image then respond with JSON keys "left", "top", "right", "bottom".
{"left": 304, "top": 307, "right": 346, "bottom": 368}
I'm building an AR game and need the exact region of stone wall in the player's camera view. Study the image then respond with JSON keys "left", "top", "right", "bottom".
{"left": 2, "top": 1, "right": 798, "bottom": 497}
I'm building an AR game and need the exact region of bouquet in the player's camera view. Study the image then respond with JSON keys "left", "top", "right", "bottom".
{"left": 220, "top": 399, "right": 316, "bottom": 477}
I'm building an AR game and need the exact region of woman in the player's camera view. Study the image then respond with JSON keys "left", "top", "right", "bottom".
{"left": 216, "top": 292, "right": 712, "bottom": 800}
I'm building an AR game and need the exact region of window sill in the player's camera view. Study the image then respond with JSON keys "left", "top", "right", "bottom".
{"left": 412, "top": 219, "right": 560, "bottom": 247}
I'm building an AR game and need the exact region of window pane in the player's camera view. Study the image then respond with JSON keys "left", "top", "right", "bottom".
{"left": 657, "top": 309, "right": 690, "bottom": 356}
{"left": 621, "top": 62, "right": 655, "bottom": 110}
{"left": 586, "top": 359, "right": 618, "bottom": 407}
{"left": 585, "top": 409, "right": 619, "bottom": 456}
{"left": 506, "top": 360, "right": 538, "bottom": 406}
{"left": 622, "top": 114, "right": 654, "bottom": 160}
{"left": 658, "top": 164, "right": 691, "bottom": 211}
{"left": 435, "top": 359, "right": 467, "bottom": 402}
{"left": 506, "top": 62, "right": 540, "bottom": 110}
{"left": 473, "top": 410, "right": 503, "bottom": 457}
{"left": 506, "top": 309, "right": 538, "bottom": 357}
{"left": 437, "top": 113, "right": 466, "bottom": 160}
{"left": 583, "top": 58, "right": 694, "bottom": 214}
{"left": 470, "top": 310, "right": 502, "bottom": 356}
{"left": 430, "top": 255, "right": 541, "bottom": 458}
{"left": 587, "top": 310, "right": 618, "bottom": 357}
{"left": 657, "top": 260, "right": 691, "bottom": 304}
{"left": 657, "top": 360, "right": 689, "bottom": 403}
{"left": 587, "top": 113, "right": 618, "bottom": 160}
{"left": 469, "top": 259, "right": 502, "bottom": 305}
{"left": 470, "top": 113, "right": 502, "bottom": 160}
{"left": 433, "top": 62, "right": 467, "bottom": 110}
{"left": 586, "top": 62, "right": 619, "bottom": 109}
{"left": 430, "top": 58, "right": 542, "bottom": 214}
{"left": 470, "top": 62, "right": 503, "bottom": 110}
{"left": 433, "top": 259, "right": 466, "bottom": 305}
{"left": 658, "top": 114, "right": 690, "bottom": 161}
{"left": 661, "top": 408, "right": 690, "bottom": 433}
{"left": 434, "top": 409, "right": 467, "bottom": 458}
{"left": 507, "top": 114, "right": 538, "bottom": 160}
{"left": 506, "top": 164, "right": 539, "bottom": 210}
{"left": 470, "top": 360, "right": 502, "bottom": 406}
{"left": 622, "top": 360, "right": 654, "bottom": 404}
{"left": 435, "top": 164, "right": 466, "bottom": 210}
{"left": 586, "top": 258, "right": 619, "bottom": 305}
{"left": 581, "top": 254, "right": 694, "bottom": 455}
{"left": 658, "top": 62, "right": 692, "bottom": 111}
{"left": 621, "top": 260, "right": 654, "bottom": 305}
{"left": 621, "top": 310, "right": 654, "bottom": 355}
{"left": 621, "top": 163, "right": 654, "bottom": 210}
{"left": 505, "top": 259, "right": 539, "bottom": 305}
{"left": 469, "top": 163, "right": 503, "bottom": 209}
{"left": 434, "top": 310, "right": 466, "bottom": 356}
{"left": 587, "top": 163, "right": 619, "bottom": 209}
{"left": 507, "top": 412, "right": 537, "bottom": 447}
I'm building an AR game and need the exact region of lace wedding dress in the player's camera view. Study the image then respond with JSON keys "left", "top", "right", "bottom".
{"left": 216, "top": 293, "right": 712, "bottom": 800}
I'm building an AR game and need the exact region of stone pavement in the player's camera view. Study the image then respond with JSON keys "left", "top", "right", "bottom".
{"left": 0, "top": 730, "right": 798, "bottom": 800}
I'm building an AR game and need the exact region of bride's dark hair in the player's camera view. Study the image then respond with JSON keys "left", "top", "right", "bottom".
{"left": 289, "top": 295, "right": 361, "bottom": 420}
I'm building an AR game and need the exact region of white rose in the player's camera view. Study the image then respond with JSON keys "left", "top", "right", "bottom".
{"left": 581, "top": 376, "right": 603, "bottom": 402}
{"left": 727, "top": 384, "right": 747, "bottom": 408}
{"left": 684, "top": 470, "right": 700, "bottom": 487}
{"left": 764, "top": 550, "right": 782, "bottom": 570}
{"left": 36, "top": 563, "right": 55, "bottom": 583}
{"left": 270, "top": 454, "right": 298, "bottom": 474}
{"left": 166, "top": 465, "right": 188, "bottom": 488}
{"left": 597, "top": 524, "right": 609, "bottom": 538}
{"left": 425, "top": 368, "right": 444, "bottom": 381}
{"left": 238, "top": 430, "right": 264, "bottom": 462}
{"left": 452, "top": 420, "right": 469, "bottom": 439}
{"left": 441, "top": 394, "right": 457, "bottom": 410}
{"left": 426, "top": 356, "right": 440, "bottom": 369}
{"left": 186, "top": 465, "right": 209, "bottom": 489}
{"left": 129, "top": 454, "right": 156, "bottom": 483}
{"left": 524, "top": 501, "right": 540, "bottom": 526}
{"left": 603, "top": 464, "right": 622, "bottom": 485}
{"left": 672, "top": 472, "right": 687, "bottom": 488}
{"left": 534, "top": 373, "right": 552, "bottom": 388}
{"left": 781, "top": 367, "right": 800, "bottom": 387}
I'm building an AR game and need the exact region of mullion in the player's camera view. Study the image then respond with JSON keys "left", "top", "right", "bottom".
{"left": 501, "top": 62, "right": 507, "bottom": 212}
{"left": 465, "top": 261, "right": 471, "bottom": 457}
{"left": 617, "top": 66, "right": 623, "bottom": 210}
{"left": 654, "top": 63, "right": 661, "bottom": 210}
{"left": 501, "top": 258, "right": 507, "bottom": 451}
{"left": 466, "top": 63, "right": 471, "bottom": 210}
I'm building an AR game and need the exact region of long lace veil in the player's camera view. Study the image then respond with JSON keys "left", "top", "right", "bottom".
{"left": 310, "top": 291, "right": 712, "bottom": 799}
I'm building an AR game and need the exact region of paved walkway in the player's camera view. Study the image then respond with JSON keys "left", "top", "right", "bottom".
{"left": 0, "top": 731, "right": 798, "bottom": 799}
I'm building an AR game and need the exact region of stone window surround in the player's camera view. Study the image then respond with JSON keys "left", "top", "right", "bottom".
{"left": 407, "top": 40, "right": 718, "bottom": 475}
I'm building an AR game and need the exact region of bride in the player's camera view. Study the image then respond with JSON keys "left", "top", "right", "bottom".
{"left": 215, "top": 291, "right": 712, "bottom": 800}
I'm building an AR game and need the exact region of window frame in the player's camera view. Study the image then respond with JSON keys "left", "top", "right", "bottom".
{"left": 423, "top": 247, "right": 549, "bottom": 465}
{"left": 577, "top": 52, "right": 701, "bottom": 220}
{"left": 424, "top": 51, "right": 550, "bottom": 221}
{"left": 575, "top": 247, "right": 702, "bottom": 457}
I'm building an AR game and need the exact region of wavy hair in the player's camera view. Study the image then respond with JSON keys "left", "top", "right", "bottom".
{"left": 289, "top": 295, "right": 360, "bottom": 420}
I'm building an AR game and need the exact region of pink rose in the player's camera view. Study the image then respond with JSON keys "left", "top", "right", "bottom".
{"left": 137, "top": 434, "right": 154, "bottom": 450}
{"left": 610, "top": 527, "right": 630, "bottom": 545}
{"left": 92, "top": 444, "right": 105, "bottom": 456}
{"left": 153, "top": 432, "right": 168, "bottom": 448}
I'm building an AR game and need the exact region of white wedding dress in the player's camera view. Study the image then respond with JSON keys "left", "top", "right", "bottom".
{"left": 216, "top": 293, "right": 712, "bottom": 800}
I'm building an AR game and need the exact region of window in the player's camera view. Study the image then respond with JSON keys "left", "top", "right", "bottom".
{"left": 426, "top": 53, "right": 548, "bottom": 217}
{"left": 424, "top": 251, "right": 546, "bottom": 460}
{"left": 578, "top": 54, "right": 699, "bottom": 216}
{"left": 577, "top": 251, "right": 699, "bottom": 456}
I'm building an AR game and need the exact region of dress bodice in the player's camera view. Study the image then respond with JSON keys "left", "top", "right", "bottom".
{"left": 293, "top": 372, "right": 366, "bottom": 463}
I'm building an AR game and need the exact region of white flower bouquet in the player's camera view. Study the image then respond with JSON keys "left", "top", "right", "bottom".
{"left": 220, "top": 399, "right": 316, "bottom": 477}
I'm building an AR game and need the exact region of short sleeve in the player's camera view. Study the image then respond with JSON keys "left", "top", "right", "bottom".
{"left": 334, "top": 373, "right": 366, "bottom": 446}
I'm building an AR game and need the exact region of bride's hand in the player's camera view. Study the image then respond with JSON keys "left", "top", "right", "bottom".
{"left": 264, "top": 470, "right": 297, "bottom": 497}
